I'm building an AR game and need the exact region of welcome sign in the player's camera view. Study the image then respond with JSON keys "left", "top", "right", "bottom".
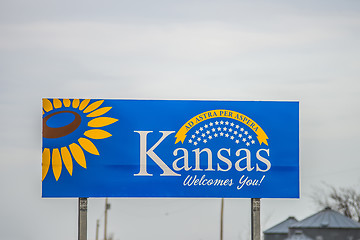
{"left": 42, "top": 99, "right": 299, "bottom": 198}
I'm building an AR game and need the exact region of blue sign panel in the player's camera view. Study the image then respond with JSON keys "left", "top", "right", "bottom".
{"left": 42, "top": 99, "right": 299, "bottom": 198}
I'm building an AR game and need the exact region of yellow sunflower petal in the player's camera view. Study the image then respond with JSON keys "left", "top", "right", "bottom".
{"left": 83, "top": 100, "right": 104, "bottom": 113}
{"left": 52, "top": 148, "right": 62, "bottom": 181}
{"left": 69, "top": 143, "right": 87, "bottom": 169}
{"left": 53, "top": 99, "right": 62, "bottom": 109}
{"left": 88, "top": 117, "right": 118, "bottom": 128}
{"left": 84, "top": 129, "right": 112, "bottom": 139}
{"left": 63, "top": 99, "right": 71, "bottom": 107}
{"left": 42, "top": 148, "right": 50, "bottom": 181}
{"left": 86, "top": 107, "right": 112, "bottom": 118}
{"left": 61, "top": 147, "right": 73, "bottom": 176}
{"left": 79, "top": 99, "right": 91, "bottom": 111}
{"left": 78, "top": 138, "right": 99, "bottom": 155}
{"left": 72, "top": 99, "right": 80, "bottom": 109}
{"left": 43, "top": 99, "right": 53, "bottom": 112}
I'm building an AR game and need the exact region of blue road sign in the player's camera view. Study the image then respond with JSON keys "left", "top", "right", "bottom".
{"left": 42, "top": 99, "right": 299, "bottom": 198}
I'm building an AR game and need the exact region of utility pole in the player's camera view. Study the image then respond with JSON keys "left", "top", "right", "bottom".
{"left": 220, "top": 198, "right": 224, "bottom": 240}
{"left": 95, "top": 219, "right": 99, "bottom": 240}
{"left": 104, "top": 198, "right": 110, "bottom": 240}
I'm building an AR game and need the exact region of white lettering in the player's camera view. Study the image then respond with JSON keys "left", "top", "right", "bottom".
{"left": 134, "top": 131, "right": 180, "bottom": 176}
{"left": 183, "top": 174, "right": 234, "bottom": 187}
{"left": 192, "top": 148, "right": 214, "bottom": 171}
{"left": 217, "top": 148, "right": 232, "bottom": 171}
{"left": 235, "top": 148, "right": 254, "bottom": 171}
{"left": 173, "top": 148, "right": 191, "bottom": 171}
{"left": 256, "top": 149, "right": 271, "bottom": 172}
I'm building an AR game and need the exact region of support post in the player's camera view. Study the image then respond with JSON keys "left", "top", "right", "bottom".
{"left": 78, "top": 198, "right": 88, "bottom": 240}
{"left": 251, "top": 198, "right": 260, "bottom": 240}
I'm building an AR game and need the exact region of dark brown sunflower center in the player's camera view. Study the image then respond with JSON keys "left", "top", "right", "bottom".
{"left": 43, "top": 111, "right": 81, "bottom": 138}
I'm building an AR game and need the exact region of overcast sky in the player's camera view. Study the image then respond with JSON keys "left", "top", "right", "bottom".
{"left": 1, "top": 1, "right": 360, "bottom": 240}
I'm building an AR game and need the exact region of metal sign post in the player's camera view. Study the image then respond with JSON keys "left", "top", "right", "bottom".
{"left": 251, "top": 198, "right": 260, "bottom": 240}
{"left": 78, "top": 198, "right": 88, "bottom": 240}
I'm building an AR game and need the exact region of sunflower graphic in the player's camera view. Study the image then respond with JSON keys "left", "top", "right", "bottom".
{"left": 42, "top": 99, "right": 118, "bottom": 181}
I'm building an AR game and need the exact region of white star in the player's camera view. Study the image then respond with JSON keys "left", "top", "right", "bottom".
{"left": 206, "top": 130, "right": 210, "bottom": 134}
{"left": 212, "top": 128, "right": 216, "bottom": 132}
{"left": 202, "top": 133, "right": 206, "bottom": 137}
{"left": 234, "top": 131, "right": 238, "bottom": 135}
{"left": 217, "top": 127, "right": 222, "bottom": 131}
{"left": 209, "top": 122, "right": 214, "bottom": 126}
{"left": 251, "top": 140, "right": 255, "bottom": 144}
{"left": 248, "top": 135, "right": 252, "bottom": 139}
{"left": 240, "top": 128, "right": 244, "bottom": 132}
{"left": 225, "top": 133, "right": 229, "bottom": 137}
{"left": 214, "top": 133, "right": 218, "bottom": 137}
{"left": 195, "top": 130, "right": 199, "bottom": 134}
{"left": 197, "top": 137, "right": 201, "bottom": 141}
{"left": 215, "top": 121, "right": 219, "bottom": 125}
{"left": 204, "top": 124, "right": 208, "bottom": 128}
{"left": 229, "top": 128, "right": 233, "bottom": 132}
{"left": 220, "top": 132, "right": 224, "bottom": 136}
{"left": 239, "top": 134, "right": 242, "bottom": 138}
{"left": 200, "top": 127, "right": 203, "bottom": 131}
{"left": 208, "top": 135, "right": 212, "bottom": 139}
{"left": 189, "top": 139, "right": 192, "bottom": 143}
{"left": 242, "top": 138, "right": 246, "bottom": 142}
{"left": 223, "top": 127, "right": 227, "bottom": 131}
{"left": 194, "top": 142, "right": 198, "bottom": 146}
{"left": 236, "top": 125, "right": 239, "bottom": 129}
{"left": 244, "top": 131, "right": 248, "bottom": 135}
{"left": 230, "top": 136, "right": 234, "bottom": 140}
{"left": 220, "top": 121, "right": 224, "bottom": 125}
{"left": 246, "top": 142, "right": 250, "bottom": 146}
{"left": 192, "top": 135, "right": 196, "bottom": 138}
{"left": 235, "top": 139, "right": 240, "bottom": 144}
{"left": 203, "top": 139, "right": 207, "bottom": 143}
{"left": 230, "top": 122, "right": 234, "bottom": 127}
{"left": 225, "top": 121, "right": 229, "bottom": 125}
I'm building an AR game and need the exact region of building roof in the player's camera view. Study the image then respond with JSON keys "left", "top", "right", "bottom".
{"left": 290, "top": 207, "right": 360, "bottom": 229}
{"left": 264, "top": 216, "right": 298, "bottom": 234}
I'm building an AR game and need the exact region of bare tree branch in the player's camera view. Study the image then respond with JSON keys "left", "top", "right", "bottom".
{"left": 312, "top": 184, "right": 360, "bottom": 222}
